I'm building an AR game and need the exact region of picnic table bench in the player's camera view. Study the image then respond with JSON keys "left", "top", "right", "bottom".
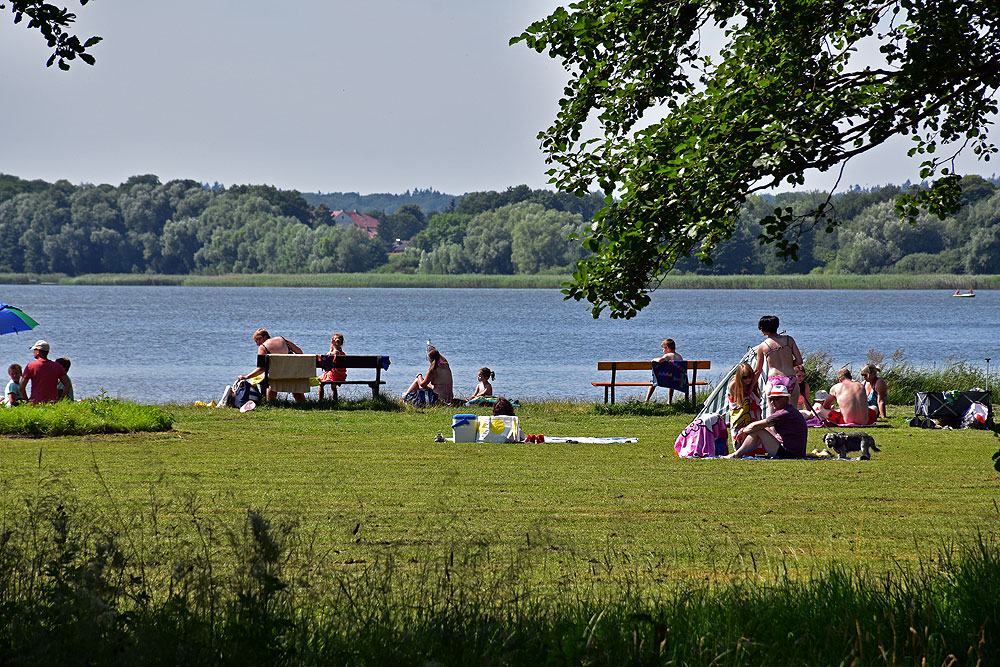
{"left": 592, "top": 360, "right": 711, "bottom": 406}
{"left": 257, "top": 353, "right": 390, "bottom": 399}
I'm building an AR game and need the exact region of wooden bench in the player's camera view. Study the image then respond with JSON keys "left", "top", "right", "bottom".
{"left": 257, "top": 354, "right": 390, "bottom": 399}
{"left": 592, "top": 360, "right": 711, "bottom": 406}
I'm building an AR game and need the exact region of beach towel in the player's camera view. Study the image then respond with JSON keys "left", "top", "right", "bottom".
{"left": 675, "top": 413, "right": 728, "bottom": 458}
{"left": 652, "top": 360, "right": 688, "bottom": 391}
{"left": 465, "top": 396, "right": 520, "bottom": 407}
{"left": 541, "top": 436, "right": 638, "bottom": 444}
{"left": 268, "top": 354, "right": 315, "bottom": 394}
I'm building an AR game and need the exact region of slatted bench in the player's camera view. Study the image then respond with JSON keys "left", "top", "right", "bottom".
{"left": 592, "top": 360, "right": 711, "bottom": 406}
{"left": 257, "top": 353, "right": 390, "bottom": 399}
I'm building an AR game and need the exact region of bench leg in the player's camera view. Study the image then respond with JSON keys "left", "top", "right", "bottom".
{"left": 603, "top": 386, "right": 609, "bottom": 404}
{"left": 690, "top": 367, "right": 698, "bottom": 411}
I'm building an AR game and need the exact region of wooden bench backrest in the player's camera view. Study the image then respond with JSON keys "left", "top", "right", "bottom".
{"left": 257, "top": 353, "right": 387, "bottom": 369}
{"left": 596, "top": 360, "right": 710, "bottom": 371}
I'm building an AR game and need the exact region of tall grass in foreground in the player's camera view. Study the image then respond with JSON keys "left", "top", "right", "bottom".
{"left": 0, "top": 487, "right": 996, "bottom": 665}
{"left": 0, "top": 395, "right": 173, "bottom": 436}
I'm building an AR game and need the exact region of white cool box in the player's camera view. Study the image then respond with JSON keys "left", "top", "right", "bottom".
{"left": 451, "top": 414, "right": 521, "bottom": 443}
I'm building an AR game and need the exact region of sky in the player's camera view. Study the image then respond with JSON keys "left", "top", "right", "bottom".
{"left": 2, "top": 1, "right": 997, "bottom": 197}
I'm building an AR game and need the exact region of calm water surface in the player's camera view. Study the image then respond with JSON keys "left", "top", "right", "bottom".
{"left": 1, "top": 286, "right": 996, "bottom": 404}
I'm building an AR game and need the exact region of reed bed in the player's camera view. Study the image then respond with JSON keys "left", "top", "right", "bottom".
{"left": 3, "top": 272, "right": 996, "bottom": 290}
{"left": 804, "top": 349, "right": 996, "bottom": 406}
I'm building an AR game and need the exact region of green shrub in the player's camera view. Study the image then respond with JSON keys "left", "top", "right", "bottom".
{"left": 0, "top": 395, "right": 173, "bottom": 436}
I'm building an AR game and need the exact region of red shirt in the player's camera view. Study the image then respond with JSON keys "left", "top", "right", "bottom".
{"left": 22, "top": 358, "right": 66, "bottom": 404}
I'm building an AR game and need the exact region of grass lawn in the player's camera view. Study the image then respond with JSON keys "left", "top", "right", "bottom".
{"left": 3, "top": 400, "right": 997, "bottom": 588}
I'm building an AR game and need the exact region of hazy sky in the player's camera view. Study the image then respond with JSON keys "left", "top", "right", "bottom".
{"left": 2, "top": 1, "right": 996, "bottom": 196}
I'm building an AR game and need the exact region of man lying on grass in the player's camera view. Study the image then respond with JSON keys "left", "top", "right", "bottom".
{"left": 724, "top": 384, "right": 807, "bottom": 459}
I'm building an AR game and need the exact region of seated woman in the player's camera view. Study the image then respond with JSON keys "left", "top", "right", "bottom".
{"left": 860, "top": 363, "right": 888, "bottom": 419}
{"left": 794, "top": 364, "right": 811, "bottom": 414}
{"left": 404, "top": 346, "right": 453, "bottom": 406}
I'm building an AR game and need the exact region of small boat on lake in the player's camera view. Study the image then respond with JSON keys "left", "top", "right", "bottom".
{"left": 953, "top": 289, "right": 975, "bottom": 298}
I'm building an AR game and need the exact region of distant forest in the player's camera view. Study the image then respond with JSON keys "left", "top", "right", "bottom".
{"left": 1, "top": 173, "right": 999, "bottom": 277}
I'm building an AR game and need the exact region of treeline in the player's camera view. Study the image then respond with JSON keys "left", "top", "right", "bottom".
{"left": 674, "top": 175, "right": 1000, "bottom": 275}
{"left": 1, "top": 172, "right": 998, "bottom": 277}
{"left": 301, "top": 188, "right": 456, "bottom": 214}
{"left": 0, "top": 175, "right": 603, "bottom": 276}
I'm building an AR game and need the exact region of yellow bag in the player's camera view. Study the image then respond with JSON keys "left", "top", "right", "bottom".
{"left": 477, "top": 416, "right": 521, "bottom": 443}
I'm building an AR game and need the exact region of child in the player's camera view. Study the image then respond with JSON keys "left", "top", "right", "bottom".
{"left": 56, "top": 357, "right": 73, "bottom": 401}
{"left": 727, "top": 362, "right": 764, "bottom": 454}
{"left": 319, "top": 333, "right": 346, "bottom": 401}
{"left": 645, "top": 338, "right": 684, "bottom": 403}
{"left": 4, "top": 364, "right": 22, "bottom": 407}
{"left": 468, "top": 367, "right": 494, "bottom": 401}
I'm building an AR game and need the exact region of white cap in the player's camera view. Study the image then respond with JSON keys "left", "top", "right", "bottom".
{"left": 767, "top": 384, "right": 790, "bottom": 398}
{"left": 814, "top": 389, "right": 830, "bottom": 402}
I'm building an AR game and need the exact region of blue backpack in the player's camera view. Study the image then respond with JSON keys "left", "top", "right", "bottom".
{"left": 232, "top": 379, "right": 261, "bottom": 409}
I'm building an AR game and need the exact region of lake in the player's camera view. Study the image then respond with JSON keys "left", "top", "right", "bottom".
{"left": 1, "top": 285, "right": 996, "bottom": 404}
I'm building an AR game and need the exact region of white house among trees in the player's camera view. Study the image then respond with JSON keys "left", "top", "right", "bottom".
{"left": 331, "top": 210, "right": 380, "bottom": 238}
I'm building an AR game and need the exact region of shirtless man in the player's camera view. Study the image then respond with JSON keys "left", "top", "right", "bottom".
{"left": 819, "top": 368, "right": 877, "bottom": 425}
{"left": 645, "top": 338, "right": 684, "bottom": 403}
{"left": 753, "top": 315, "right": 803, "bottom": 408}
{"left": 238, "top": 328, "right": 306, "bottom": 403}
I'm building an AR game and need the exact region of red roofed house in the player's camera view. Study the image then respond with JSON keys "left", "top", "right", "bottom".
{"left": 331, "top": 210, "right": 380, "bottom": 238}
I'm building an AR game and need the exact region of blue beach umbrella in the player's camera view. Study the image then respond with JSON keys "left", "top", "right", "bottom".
{"left": 0, "top": 303, "right": 40, "bottom": 335}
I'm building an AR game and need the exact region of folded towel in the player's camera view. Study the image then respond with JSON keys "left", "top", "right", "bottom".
{"left": 270, "top": 378, "right": 311, "bottom": 393}
{"left": 268, "top": 354, "right": 316, "bottom": 380}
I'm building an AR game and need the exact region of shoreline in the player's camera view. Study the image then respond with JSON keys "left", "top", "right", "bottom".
{"left": 1, "top": 272, "right": 998, "bottom": 290}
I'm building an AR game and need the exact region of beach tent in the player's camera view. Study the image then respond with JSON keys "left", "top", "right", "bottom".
{"left": 697, "top": 346, "right": 769, "bottom": 423}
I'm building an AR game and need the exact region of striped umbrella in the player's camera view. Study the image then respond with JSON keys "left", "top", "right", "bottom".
{"left": 0, "top": 303, "right": 40, "bottom": 335}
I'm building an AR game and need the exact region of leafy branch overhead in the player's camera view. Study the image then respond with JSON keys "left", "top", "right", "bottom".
{"left": 3, "top": 0, "right": 101, "bottom": 69}
{"left": 513, "top": 0, "right": 1000, "bottom": 318}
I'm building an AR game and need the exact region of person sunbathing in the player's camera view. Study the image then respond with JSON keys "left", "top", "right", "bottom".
{"left": 819, "top": 368, "right": 877, "bottom": 425}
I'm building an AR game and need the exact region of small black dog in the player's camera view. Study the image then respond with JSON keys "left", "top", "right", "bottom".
{"left": 822, "top": 431, "right": 881, "bottom": 460}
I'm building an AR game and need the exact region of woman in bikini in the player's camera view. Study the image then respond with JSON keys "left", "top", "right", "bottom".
{"left": 860, "top": 363, "right": 888, "bottom": 419}
{"left": 794, "top": 364, "right": 811, "bottom": 412}
{"left": 404, "top": 345, "right": 454, "bottom": 406}
{"left": 753, "top": 315, "right": 804, "bottom": 409}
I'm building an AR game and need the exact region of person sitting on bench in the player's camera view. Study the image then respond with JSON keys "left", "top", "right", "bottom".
{"left": 645, "top": 338, "right": 684, "bottom": 403}
{"left": 318, "top": 333, "right": 347, "bottom": 401}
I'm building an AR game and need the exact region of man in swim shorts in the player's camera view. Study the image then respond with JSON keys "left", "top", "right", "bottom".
{"left": 820, "top": 368, "right": 877, "bottom": 425}
{"left": 724, "top": 384, "right": 807, "bottom": 458}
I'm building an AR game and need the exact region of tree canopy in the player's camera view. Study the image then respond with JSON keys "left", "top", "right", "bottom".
{"left": 513, "top": 0, "right": 1000, "bottom": 317}
{"left": 4, "top": 0, "right": 101, "bottom": 69}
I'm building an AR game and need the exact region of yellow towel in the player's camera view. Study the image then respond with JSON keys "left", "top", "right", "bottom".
{"left": 268, "top": 354, "right": 315, "bottom": 394}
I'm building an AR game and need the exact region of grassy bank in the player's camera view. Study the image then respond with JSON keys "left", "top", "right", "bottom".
{"left": 2, "top": 401, "right": 997, "bottom": 581}
{"left": 0, "top": 401, "right": 997, "bottom": 664}
{"left": 3, "top": 272, "right": 998, "bottom": 289}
